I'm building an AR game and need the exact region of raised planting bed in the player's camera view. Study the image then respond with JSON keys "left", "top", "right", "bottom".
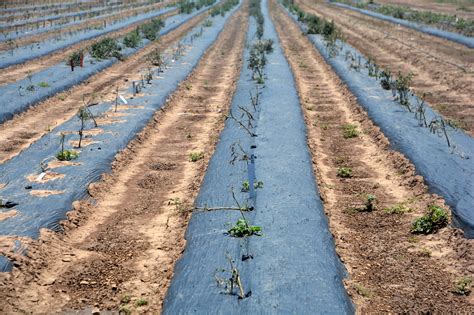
{"left": 0, "top": 6, "right": 177, "bottom": 68}
{"left": 163, "top": 0, "right": 354, "bottom": 312}
{"left": 282, "top": 1, "right": 474, "bottom": 237}
{"left": 328, "top": 1, "right": 474, "bottom": 48}
{"left": 0, "top": 1, "right": 241, "bottom": 272}
{"left": 0, "top": 5, "right": 219, "bottom": 124}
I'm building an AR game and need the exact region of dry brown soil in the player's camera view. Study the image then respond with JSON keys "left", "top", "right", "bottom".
{"left": 0, "top": 4, "right": 247, "bottom": 313}
{"left": 297, "top": 0, "right": 474, "bottom": 136}
{"left": 271, "top": 0, "right": 473, "bottom": 312}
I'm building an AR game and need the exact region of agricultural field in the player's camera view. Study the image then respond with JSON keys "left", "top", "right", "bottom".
{"left": 0, "top": 0, "right": 472, "bottom": 313}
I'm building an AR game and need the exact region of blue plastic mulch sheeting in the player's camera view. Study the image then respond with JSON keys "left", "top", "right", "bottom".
{"left": 284, "top": 6, "right": 474, "bottom": 238}
{"left": 0, "top": 5, "right": 217, "bottom": 125}
{"left": 0, "top": 2, "right": 240, "bottom": 271}
{"left": 163, "top": 0, "right": 354, "bottom": 313}
{"left": 328, "top": 1, "right": 474, "bottom": 48}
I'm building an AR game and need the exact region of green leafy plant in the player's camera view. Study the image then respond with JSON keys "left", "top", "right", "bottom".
{"left": 342, "top": 124, "right": 359, "bottom": 139}
{"left": 90, "top": 37, "right": 122, "bottom": 60}
{"left": 56, "top": 133, "right": 79, "bottom": 161}
{"left": 353, "top": 283, "right": 372, "bottom": 298}
{"left": 395, "top": 72, "right": 413, "bottom": 111}
{"left": 203, "top": 19, "right": 213, "bottom": 27}
{"left": 123, "top": 29, "right": 142, "bottom": 48}
{"left": 76, "top": 106, "right": 96, "bottom": 148}
{"left": 121, "top": 294, "right": 131, "bottom": 304}
{"left": 384, "top": 202, "right": 413, "bottom": 214}
{"left": 241, "top": 180, "right": 264, "bottom": 192}
{"left": 337, "top": 167, "right": 352, "bottom": 178}
{"left": 379, "top": 69, "right": 392, "bottom": 90}
{"left": 411, "top": 205, "right": 449, "bottom": 234}
{"left": 453, "top": 277, "right": 472, "bottom": 295}
{"left": 141, "top": 18, "right": 164, "bottom": 41}
{"left": 147, "top": 48, "right": 164, "bottom": 72}
{"left": 364, "top": 194, "right": 377, "bottom": 212}
{"left": 248, "top": 39, "right": 274, "bottom": 82}
{"left": 189, "top": 151, "right": 204, "bottom": 162}
{"left": 228, "top": 218, "right": 261, "bottom": 237}
{"left": 38, "top": 82, "right": 50, "bottom": 88}
{"left": 67, "top": 49, "right": 84, "bottom": 70}
{"left": 135, "top": 298, "right": 148, "bottom": 306}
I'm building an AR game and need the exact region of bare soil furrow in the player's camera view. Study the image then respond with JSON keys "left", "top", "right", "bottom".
{"left": 0, "top": 4, "right": 247, "bottom": 313}
{"left": 271, "top": 1, "right": 473, "bottom": 312}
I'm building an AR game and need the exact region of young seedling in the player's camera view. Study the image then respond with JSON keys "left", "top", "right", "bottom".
{"left": 337, "top": 167, "right": 352, "bottom": 178}
{"left": 383, "top": 201, "right": 413, "bottom": 214}
{"left": 411, "top": 205, "right": 448, "bottom": 234}
{"left": 241, "top": 180, "right": 263, "bottom": 192}
{"left": 414, "top": 95, "right": 428, "bottom": 127}
{"left": 379, "top": 69, "right": 392, "bottom": 90}
{"left": 227, "top": 188, "right": 261, "bottom": 237}
{"left": 248, "top": 39, "right": 273, "bottom": 82}
{"left": 342, "top": 124, "right": 359, "bottom": 139}
{"left": 144, "top": 66, "right": 153, "bottom": 84}
{"left": 429, "top": 117, "right": 451, "bottom": 147}
{"left": 353, "top": 283, "right": 372, "bottom": 298}
{"left": 453, "top": 277, "right": 472, "bottom": 295}
{"left": 67, "top": 50, "right": 84, "bottom": 71}
{"left": 6, "top": 38, "right": 17, "bottom": 56}
{"left": 395, "top": 72, "right": 413, "bottom": 112}
{"left": 147, "top": 49, "right": 164, "bottom": 72}
{"left": 135, "top": 298, "right": 148, "bottom": 307}
{"left": 189, "top": 151, "right": 204, "bottom": 162}
{"left": 38, "top": 82, "right": 50, "bottom": 88}
{"left": 77, "top": 106, "right": 95, "bottom": 148}
{"left": 249, "top": 85, "right": 260, "bottom": 111}
{"left": 26, "top": 72, "right": 35, "bottom": 91}
{"left": 365, "top": 57, "right": 379, "bottom": 78}
{"left": 203, "top": 19, "right": 213, "bottom": 27}
{"left": 364, "top": 194, "right": 377, "bottom": 212}
{"left": 227, "top": 108, "right": 256, "bottom": 137}
{"left": 56, "top": 133, "right": 79, "bottom": 161}
{"left": 229, "top": 141, "right": 250, "bottom": 165}
{"left": 215, "top": 254, "right": 251, "bottom": 299}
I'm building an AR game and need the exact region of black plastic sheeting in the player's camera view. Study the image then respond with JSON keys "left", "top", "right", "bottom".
{"left": 284, "top": 7, "right": 474, "bottom": 237}
{"left": 328, "top": 1, "right": 474, "bottom": 48}
{"left": 163, "top": 0, "right": 354, "bottom": 313}
{"left": 0, "top": 3, "right": 240, "bottom": 272}
{"left": 0, "top": 6, "right": 177, "bottom": 69}
{"left": 0, "top": 5, "right": 216, "bottom": 125}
